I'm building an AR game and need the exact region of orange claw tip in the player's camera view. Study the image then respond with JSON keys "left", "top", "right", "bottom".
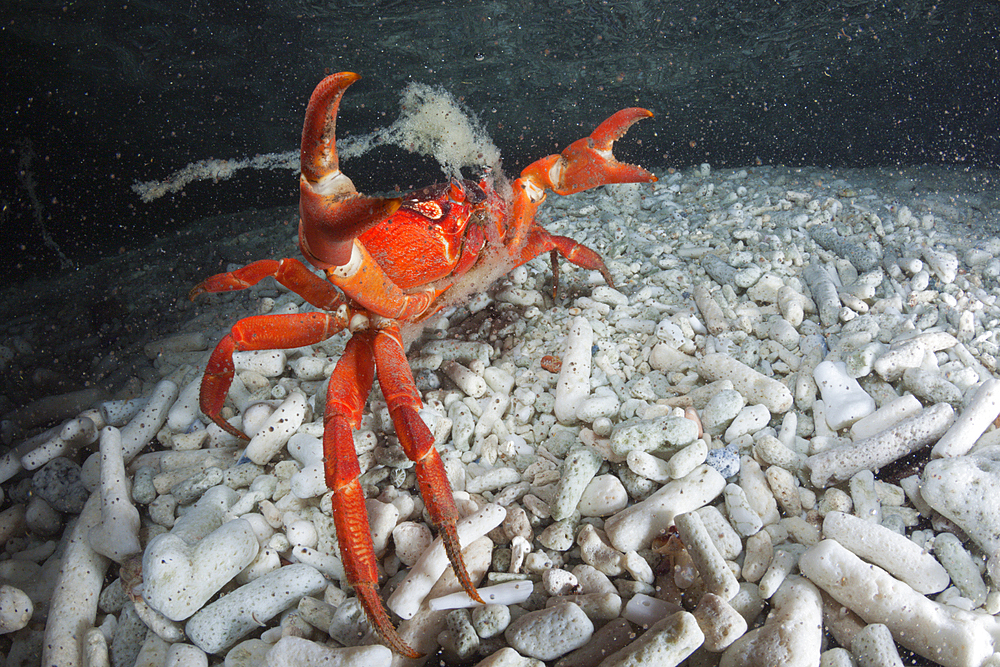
{"left": 590, "top": 107, "right": 655, "bottom": 150}
{"left": 354, "top": 585, "right": 422, "bottom": 658}
{"left": 301, "top": 72, "right": 362, "bottom": 184}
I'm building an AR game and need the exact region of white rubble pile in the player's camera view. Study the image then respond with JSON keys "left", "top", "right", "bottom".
{"left": 4, "top": 163, "right": 1000, "bottom": 666}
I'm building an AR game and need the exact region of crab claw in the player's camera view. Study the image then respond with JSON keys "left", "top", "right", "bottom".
{"left": 521, "top": 107, "right": 657, "bottom": 196}
{"left": 299, "top": 72, "right": 402, "bottom": 269}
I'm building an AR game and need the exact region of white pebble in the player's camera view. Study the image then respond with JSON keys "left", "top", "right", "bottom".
{"left": 675, "top": 511, "right": 739, "bottom": 600}
{"left": 610, "top": 415, "right": 699, "bottom": 457}
{"left": 167, "top": 379, "right": 203, "bottom": 433}
{"left": 623, "top": 550, "right": 655, "bottom": 585}
{"left": 484, "top": 366, "right": 515, "bottom": 395}
{"left": 186, "top": 563, "right": 327, "bottom": 654}
{"left": 649, "top": 342, "right": 697, "bottom": 373}
{"left": 849, "top": 394, "right": 923, "bottom": 441}
{"left": 285, "top": 520, "right": 317, "bottom": 549}
{"left": 143, "top": 517, "right": 259, "bottom": 621}
{"left": 922, "top": 246, "right": 959, "bottom": 283}
{"left": 554, "top": 317, "right": 594, "bottom": 424}
{"left": 591, "top": 285, "right": 629, "bottom": 307}
{"left": 740, "top": 456, "right": 780, "bottom": 526}
{"left": 724, "top": 404, "right": 771, "bottom": 442}
{"left": 933, "top": 532, "right": 988, "bottom": 607}
{"left": 0, "top": 584, "right": 33, "bottom": 633}
{"left": 289, "top": 462, "right": 326, "bottom": 500}
{"left": 165, "top": 644, "right": 208, "bottom": 667}
{"left": 627, "top": 450, "right": 672, "bottom": 482}
{"left": 851, "top": 623, "right": 904, "bottom": 667}
{"left": 807, "top": 403, "right": 955, "bottom": 488}
{"left": 121, "top": 380, "right": 179, "bottom": 462}
{"left": 391, "top": 522, "right": 433, "bottom": 567}
{"left": 543, "top": 568, "right": 579, "bottom": 596}
{"left": 777, "top": 286, "right": 806, "bottom": 327}
{"left": 266, "top": 637, "right": 390, "bottom": 667}
{"left": 472, "top": 603, "right": 512, "bottom": 638}
{"left": 467, "top": 467, "right": 521, "bottom": 494}
{"left": 721, "top": 576, "right": 822, "bottom": 667}
{"left": 443, "top": 360, "right": 488, "bottom": 398}
{"left": 724, "top": 483, "right": 763, "bottom": 537}
{"left": 701, "top": 389, "right": 747, "bottom": 437}
{"left": 233, "top": 350, "right": 287, "bottom": 377}
{"left": 813, "top": 360, "right": 876, "bottom": 430}
{"left": 430, "top": 580, "right": 533, "bottom": 611}
{"left": 623, "top": 593, "right": 676, "bottom": 626}
{"left": 20, "top": 416, "right": 99, "bottom": 471}
{"left": 551, "top": 447, "right": 602, "bottom": 521}
{"left": 742, "top": 532, "right": 773, "bottom": 583}
{"left": 693, "top": 592, "right": 748, "bottom": 652}
{"left": 800, "top": 540, "right": 994, "bottom": 667}
{"left": 504, "top": 602, "right": 594, "bottom": 661}
{"left": 578, "top": 474, "right": 629, "bottom": 517}
{"left": 576, "top": 387, "right": 620, "bottom": 423}
{"left": 698, "top": 354, "right": 793, "bottom": 414}
{"left": 758, "top": 548, "right": 798, "bottom": 599}
{"left": 922, "top": 451, "right": 1000, "bottom": 561}
{"left": 289, "top": 355, "right": 327, "bottom": 381}
{"left": 577, "top": 523, "right": 625, "bottom": 576}
{"left": 244, "top": 392, "right": 307, "bottom": 465}
{"left": 387, "top": 503, "right": 505, "bottom": 620}
{"left": 40, "top": 494, "right": 109, "bottom": 667}
{"left": 599, "top": 611, "right": 704, "bottom": 667}
{"left": 873, "top": 332, "right": 957, "bottom": 382}
{"left": 88, "top": 426, "right": 142, "bottom": 562}
{"left": 142, "top": 487, "right": 257, "bottom": 621}
{"left": 932, "top": 378, "right": 1000, "bottom": 458}
{"left": 823, "top": 511, "right": 949, "bottom": 594}
{"left": 604, "top": 465, "right": 726, "bottom": 553}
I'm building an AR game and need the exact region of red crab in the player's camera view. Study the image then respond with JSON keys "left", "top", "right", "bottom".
{"left": 190, "top": 72, "right": 655, "bottom": 657}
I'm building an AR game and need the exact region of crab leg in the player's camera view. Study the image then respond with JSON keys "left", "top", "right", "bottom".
{"left": 372, "top": 324, "right": 485, "bottom": 602}
{"left": 199, "top": 312, "right": 349, "bottom": 439}
{"left": 190, "top": 258, "right": 348, "bottom": 311}
{"left": 322, "top": 332, "right": 421, "bottom": 658}
{"left": 514, "top": 225, "right": 616, "bottom": 297}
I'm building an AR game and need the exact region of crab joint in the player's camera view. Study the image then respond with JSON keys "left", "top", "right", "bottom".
{"left": 348, "top": 312, "right": 370, "bottom": 333}
{"left": 304, "top": 169, "right": 356, "bottom": 198}
{"left": 522, "top": 178, "right": 547, "bottom": 204}
{"left": 328, "top": 241, "right": 364, "bottom": 280}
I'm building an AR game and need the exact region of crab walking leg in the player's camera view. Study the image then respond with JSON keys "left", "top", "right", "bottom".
{"left": 507, "top": 193, "right": 615, "bottom": 296}
{"left": 321, "top": 333, "right": 419, "bottom": 658}
{"left": 373, "top": 324, "right": 485, "bottom": 607}
{"left": 523, "top": 225, "right": 616, "bottom": 297}
{"left": 200, "top": 312, "right": 348, "bottom": 439}
{"left": 189, "top": 258, "right": 347, "bottom": 311}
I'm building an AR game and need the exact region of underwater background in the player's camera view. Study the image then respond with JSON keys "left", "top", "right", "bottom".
{"left": 3, "top": 0, "right": 998, "bottom": 283}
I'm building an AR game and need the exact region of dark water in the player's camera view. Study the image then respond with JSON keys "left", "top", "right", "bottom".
{"left": 3, "top": 0, "right": 998, "bottom": 283}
